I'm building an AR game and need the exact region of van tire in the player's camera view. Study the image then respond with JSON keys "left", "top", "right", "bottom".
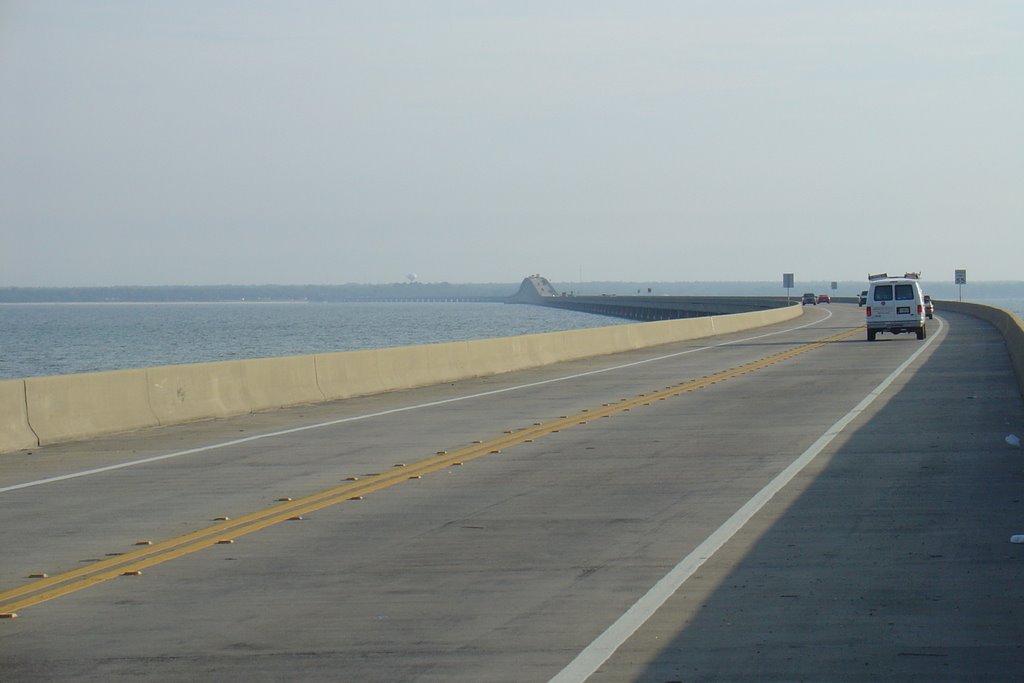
{"left": 867, "top": 329, "right": 877, "bottom": 341}
{"left": 916, "top": 325, "right": 926, "bottom": 340}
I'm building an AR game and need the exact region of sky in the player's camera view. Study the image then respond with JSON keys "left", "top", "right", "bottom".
{"left": 1, "top": 1, "right": 1021, "bottom": 286}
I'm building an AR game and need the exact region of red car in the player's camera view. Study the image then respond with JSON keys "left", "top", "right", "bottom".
{"left": 817, "top": 294, "right": 831, "bottom": 304}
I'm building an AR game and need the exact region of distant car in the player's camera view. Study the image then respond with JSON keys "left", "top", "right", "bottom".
{"left": 858, "top": 290, "right": 867, "bottom": 306}
{"left": 817, "top": 294, "right": 831, "bottom": 304}
{"left": 801, "top": 293, "right": 816, "bottom": 305}
{"left": 923, "top": 295, "right": 934, "bottom": 319}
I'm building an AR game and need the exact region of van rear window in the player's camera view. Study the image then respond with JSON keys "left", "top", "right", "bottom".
{"left": 895, "top": 284, "right": 915, "bottom": 300}
{"left": 873, "top": 285, "right": 893, "bottom": 301}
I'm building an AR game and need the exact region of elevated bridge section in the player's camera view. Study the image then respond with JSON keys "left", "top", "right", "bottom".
{"left": 508, "top": 274, "right": 791, "bottom": 321}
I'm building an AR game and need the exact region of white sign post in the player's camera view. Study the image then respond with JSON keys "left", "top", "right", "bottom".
{"left": 783, "top": 273, "right": 794, "bottom": 304}
{"left": 954, "top": 269, "right": 967, "bottom": 301}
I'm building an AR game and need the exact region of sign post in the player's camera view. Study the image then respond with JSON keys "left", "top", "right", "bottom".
{"left": 954, "top": 269, "right": 967, "bottom": 301}
{"left": 783, "top": 273, "right": 794, "bottom": 304}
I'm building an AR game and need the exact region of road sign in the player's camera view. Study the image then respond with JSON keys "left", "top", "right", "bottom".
{"left": 830, "top": 281, "right": 837, "bottom": 290}
{"left": 955, "top": 269, "right": 967, "bottom": 301}
{"left": 782, "top": 273, "right": 794, "bottom": 304}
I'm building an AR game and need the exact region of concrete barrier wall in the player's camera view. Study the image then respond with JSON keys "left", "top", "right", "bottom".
{"left": 3, "top": 303, "right": 802, "bottom": 453}
{"left": 146, "top": 355, "right": 324, "bottom": 425}
{"left": 25, "top": 369, "right": 159, "bottom": 446}
{"left": 935, "top": 300, "right": 1024, "bottom": 399}
{"left": 0, "top": 379, "right": 37, "bottom": 452}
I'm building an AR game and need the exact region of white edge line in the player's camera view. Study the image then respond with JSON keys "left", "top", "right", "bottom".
{"left": 548, "top": 316, "right": 944, "bottom": 683}
{"left": 2, "top": 310, "right": 832, "bottom": 494}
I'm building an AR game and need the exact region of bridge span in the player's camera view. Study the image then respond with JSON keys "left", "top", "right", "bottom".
{"left": 2, "top": 304, "right": 1023, "bottom": 680}
{"left": 508, "top": 274, "right": 791, "bottom": 321}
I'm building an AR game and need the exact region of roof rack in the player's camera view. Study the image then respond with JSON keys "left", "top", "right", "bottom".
{"left": 867, "top": 272, "right": 921, "bottom": 281}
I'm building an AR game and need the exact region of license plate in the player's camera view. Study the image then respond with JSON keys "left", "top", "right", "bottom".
{"left": 897, "top": 306, "right": 911, "bottom": 314}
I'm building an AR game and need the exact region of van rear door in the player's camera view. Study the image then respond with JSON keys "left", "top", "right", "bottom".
{"left": 892, "top": 283, "right": 919, "bottom": 323}
{"left": 868, "top": 283, "right": 894, "bottom": 323}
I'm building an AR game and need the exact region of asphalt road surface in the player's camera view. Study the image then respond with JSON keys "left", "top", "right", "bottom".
{"left": 2, "top": 304, "right": 1023, "bottom": 681}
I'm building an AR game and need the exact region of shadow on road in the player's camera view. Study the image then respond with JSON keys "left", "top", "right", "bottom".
{"left": 624, "top": 314, "right": 1024, "bottom": 681}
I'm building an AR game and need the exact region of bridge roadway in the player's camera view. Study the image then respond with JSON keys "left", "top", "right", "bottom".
{"left": 2, "top": 305, "right": 1023, "bottom": 680}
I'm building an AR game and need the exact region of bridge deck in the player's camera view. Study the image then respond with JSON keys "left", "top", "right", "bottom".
{"left": 2, "top": 305, "right": 1022, "bottom": 681}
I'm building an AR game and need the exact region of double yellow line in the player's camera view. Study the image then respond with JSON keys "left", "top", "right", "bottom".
{"left": 0, "top": 326, "right": 860, "bottom": 618}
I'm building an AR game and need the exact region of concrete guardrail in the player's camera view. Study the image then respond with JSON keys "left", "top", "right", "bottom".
{"left": 0, "top": 379, "right": 36, "bottom": 452}
{"left": 1, "top": 305, "right": 803, "bottom": 454}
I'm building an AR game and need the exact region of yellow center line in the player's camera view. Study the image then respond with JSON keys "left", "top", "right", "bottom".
{"left": 0, "top": 326, "right": 861, "bottom": 616}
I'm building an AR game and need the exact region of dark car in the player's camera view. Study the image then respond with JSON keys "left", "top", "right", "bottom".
{"left": 924, "top": 295, "right": 934, "bottom": 319}
{"left": 801, "top": 293, "right": 816, "bottom": 305}
{"left": 858, "top": 290, "right": 867, "bottom": 306}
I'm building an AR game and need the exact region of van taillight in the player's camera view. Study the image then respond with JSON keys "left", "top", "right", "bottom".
{"left": 866, "top": 306, "right": 871, "bottom": 316}
{"left": 917, "top": 304, "right": 923, "bottom": 314}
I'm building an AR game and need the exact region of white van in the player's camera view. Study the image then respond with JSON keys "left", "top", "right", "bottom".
{"left": 865, "top": 273, "right": 927, "bottom": 341}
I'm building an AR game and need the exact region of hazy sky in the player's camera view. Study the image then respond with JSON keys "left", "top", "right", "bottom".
{"left": 1, "top": 2, "right": 1021, "bottom": 286}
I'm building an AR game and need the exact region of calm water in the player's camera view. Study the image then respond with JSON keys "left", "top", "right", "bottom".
{"left": 0, "top": 302, "right": 630, "bottom": 379}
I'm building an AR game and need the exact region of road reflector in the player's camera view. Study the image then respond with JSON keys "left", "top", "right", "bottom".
{"left": 345, "top": 476, "right": 359, "bottom": 481}
{"left": 122, "top": 570, "right": 142, "bottom": 576}
{"left": 436, "top": 451, "right": 447, "bottom": 455}
{"left": 134, "top": 541, "right": 152, "bottom": 546}
{"left": 288, "top": 516, "right": 304, "bottom": 521}
{"left": 349, "top": 496, "right": 364, "bottom": 500}
{"left": 276, "top": 497, "right": 293, "bottom": 502}
{"left": 0, "top": 613, "right": 17, "bottom": 619}
{"left": 28, "top": 573, "right": 48, "bottom": 579}
{"left": 214, "top": 516, "right": 230, "bottom": 521}
{"left": 408, "top": 475, "right": 422, "bottom": 479}
{"left": 490, "top": 449, "right": 501, "bottom": 454}
{"left": 393, "top": 463, "right": 406, "bottom": 467}
{"left": 216, "top": 540, "right": 234, "bottom": 544}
